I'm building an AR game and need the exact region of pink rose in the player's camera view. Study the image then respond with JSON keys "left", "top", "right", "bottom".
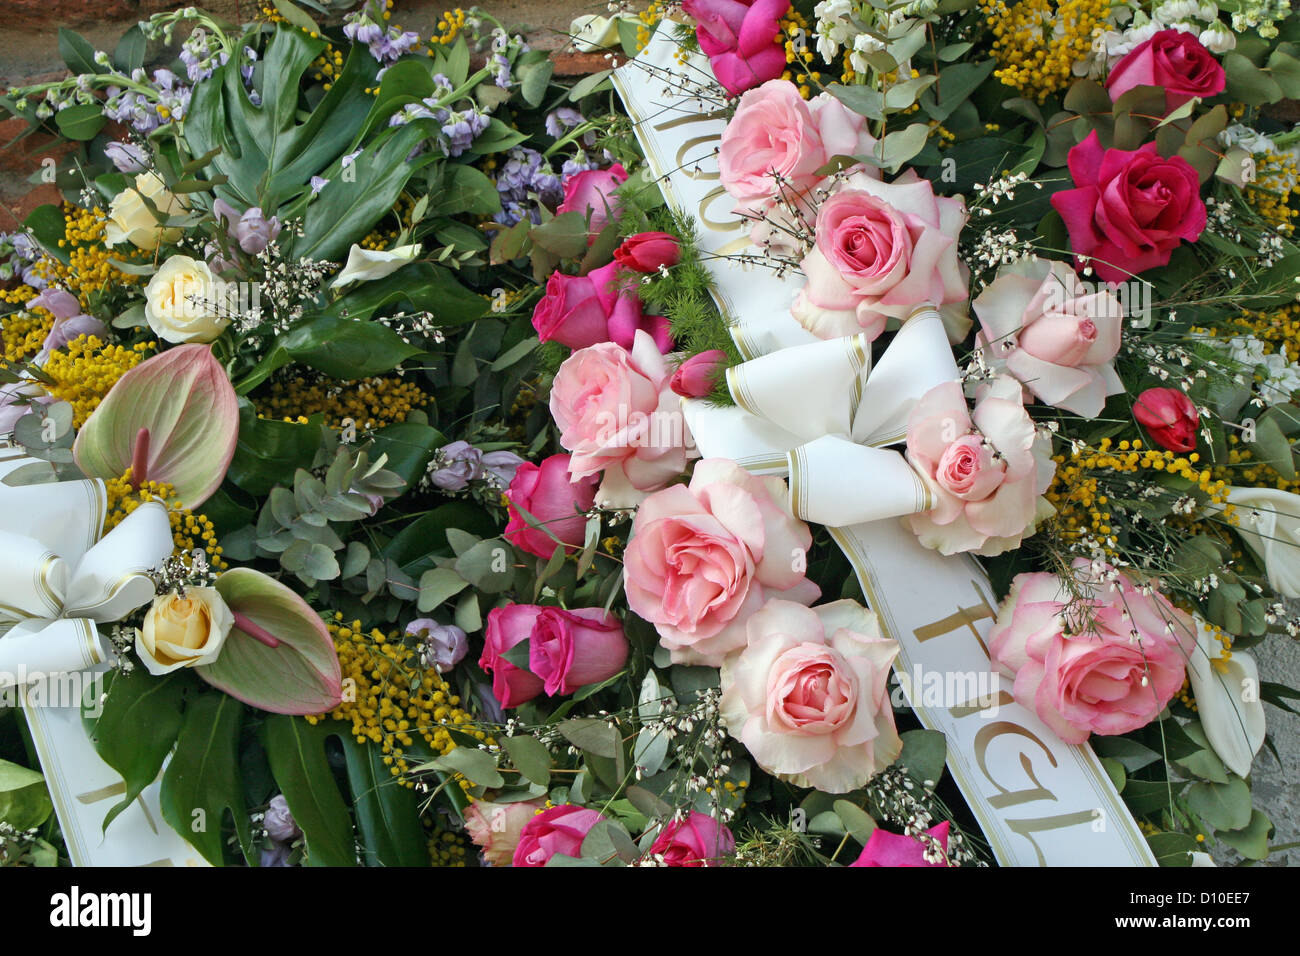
{"left": 512, "top": 804, "right": 606, "bottom": 866}
{"left": 903, "top": 376, "right": 1055, "bottom": 557}
{"left": 682, "top": 0, "right": 788, "bottom": 96}
{"left": 988, "top": 560, "right": 1196, "bottom": 744}
{"left": 973, "top": 258, "right": 1124, "bottom": 418}
{"left": 480, "top": 604, "right": 547, "bottom": 708}
{"left": 1133, "top": 386, "right": 1199, "bottom": 452}
{"left": 719, "top": 81, "right": 879, "bottom": 218}
{"left": 614, "top": 231, "right": 681, "bottom": 273}
{"left": 1106, "top": 29, "right": 1225, "bottom": 113}
{"left": 504, "top": 453, "right": 599, "bottom": 559}
{"left": 464, "top": 799, "right": 545, "bottom": 866}
{"left": 719, "top": 598, "right": 901, "bottom": 792}
{"left": 549, "top": 330, "right": 690, "bottom": 508}
{"left": 624, "top": 458, "right": 820, "bottom": 666}
{"left": 670, "top": 349, "right": 727, "bottom": 398}
{"left": 531, "top": 262, "right": 673, "bottom": 353}
{"left": 647, "top": 811, "right": 736, "bottom": 866}
{"left": 557, "top": 163, "right": 628, "bottom": 238}
{"left": 1051, "top": 131, "right": 1206, "bottom": 283}
{"left": 849, "top": 821, "right": 951, "bottom": 867}
{"left": 529, "top": 606, "right": 629, "bottom": 696}
{"left": 792, "top": 170, "right": 969, "bottom": 341}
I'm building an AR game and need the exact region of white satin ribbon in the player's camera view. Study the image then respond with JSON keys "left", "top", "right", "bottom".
{"left": 684, "top": 307, "right": 957, "bottom": 526}
{"left": 0, "top": 457, "right": 174, "bottom": 688}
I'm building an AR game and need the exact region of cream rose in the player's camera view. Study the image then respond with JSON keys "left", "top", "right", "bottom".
{"left": 105, "top": 172, "right": 187, "bottom": 251}
{"left": 144, "top": 256, "right": 230, "bottom": 344}
{"left": 135, "top": 587, "right": 235, "bottom": 675}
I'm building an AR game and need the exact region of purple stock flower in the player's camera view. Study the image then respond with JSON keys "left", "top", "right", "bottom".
{"left": 310, "top": 176, "right": 329, "bottom": 196}
{"left": 213, "top": 199, "right": 282, "bottom": 254}
{"left": 494, "top": 147, "right": 563, "bottom": 225}
{"left": 545, "top": 107, "right": 585, "bottom": 139}
{"left": 430, "top": 440, "right": 483, "bottom": 491}
{"left": 104, "top": 141, "right": 149, "bottom": 173}
{"left": 264, "top": 795, "right": 301, "bottom": 843}
{"left": 27, "top": 288, "right": 80, "bottom": 320}
{"left": 407, "top": 619, "right": 469, "bottom": 671}
{"left": 481, "top": 451, "right": 525, "bottom": 488}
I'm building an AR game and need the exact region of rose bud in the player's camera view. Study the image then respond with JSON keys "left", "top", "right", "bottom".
{"left": 135, "top": 587, "right": 235, "bottom": 676}
{"left": 613, "top": 231, "right": 681, "bottom": 273}
{"left": 670, "top": 349, "right": 727, "bottom": 398}
{"left": 557, "top": 163, "right": 628, "bottom": 238}
{"left": 504, "top": 454, "right": 598, "bottom": 560}
{"left": 464, "top": 799, "right": 545, "bottom": 866}
{"left": 480, "top": 605, "right": 546, "bottom": 709}
{"left": 528, "top": 607, "right": 628, "bottom": 696}
{"left": 1133, "top": 386, "right": 1199, "bottom": 452}
{"left": 648, "top": 811, "right": 736, "bottom": 866}
{"left": 512, "top": 804, "right": 606, "bottom": 866}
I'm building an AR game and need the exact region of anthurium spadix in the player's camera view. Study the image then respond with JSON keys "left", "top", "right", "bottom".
{"left": 195, "top": 568, "right": 342, "bottom": 715}
{"left": 73, "top": 344, "right": 238, "bottom": 509}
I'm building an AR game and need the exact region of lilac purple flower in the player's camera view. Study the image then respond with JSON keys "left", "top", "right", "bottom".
{"left": 344, "top": 0, "right": 422, "bottom": 64}
{"left": 264, "top": 795, "right": 301, "bottom": 843}
{"left": 104, "top": 141, "right": 149, "bottom": 173}
{"left": 494, "top": 147, "right": 563, "bottom": 226}
{"left": 430, "top": 440, "right": 484, "bottom": 491}
{"left": 406, "top": 619, "right": 469, "bottom": 671}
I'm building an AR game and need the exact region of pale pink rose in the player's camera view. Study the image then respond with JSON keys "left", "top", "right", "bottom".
{"left": 903, "top": 376, "right": 1055, "bottom": 557}
{"left": 719, "top": 80, "right": 878, "bottom": 219}
{"left": 549, "top": 329, "right": 691, "bottom": 509}
{"left": 719, "top": 599, "right": 901, "bottom": 793}
{"left": 464, "top": 799, "right": 545, "bottom": 866}
{"left": 512, "top": 804, "right": 606, "bottom": 866}
{"left": 792, "top": 169, "right": 969, "bottom": 341}
{"left": 988, "top": 560, "right": 1196, "bottom": 744}
{"left": 974, "top": 258, "right": 1124, "bottom": 418}
{"left": 623, "top": 458, "right": 820, "bottom": 666}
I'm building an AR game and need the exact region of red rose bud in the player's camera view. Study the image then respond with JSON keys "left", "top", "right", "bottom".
{"left": 1133, "top": 387, "right": 1199, "bottom": 452}
{"left": 1105, "top": 29, "right": 1226, "bottom": 113}
{"left": 613, "top": 232, "right": 682, "bottom": 273}
{"left": 671, "top": 349, "right": 727, "bottom": 398}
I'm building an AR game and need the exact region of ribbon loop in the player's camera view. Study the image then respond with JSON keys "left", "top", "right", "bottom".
{"left": 789, "top": 435, "right": 933, "bottom": 527}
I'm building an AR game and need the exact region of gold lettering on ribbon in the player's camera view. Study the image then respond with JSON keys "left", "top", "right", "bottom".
{"left": 1006, "top": 811, "right": 1099, "bottom": 866}
{"left": 675, "top": 134, "right": 722, "bottom": 181}
{"left": 651, "top": 110, "right": 729, "bottom": 132}
{"left": 912, "top": 581, "right": 997, "bottom": 657}
{"left": 949, "top": 689, "right": 1013, "bottom": 720}
{"left": 974, "top": 722, "right": 1059, "bottom": 810}
{"left": 698, "top": 185, "right": 745, "bottom": 234}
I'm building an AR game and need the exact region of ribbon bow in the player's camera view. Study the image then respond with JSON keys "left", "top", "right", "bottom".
{"left": 0, "top": 456, "right": 174, "bottom": 687}
{"left": 683, "top": 308, "right": 959, "bottom": 527}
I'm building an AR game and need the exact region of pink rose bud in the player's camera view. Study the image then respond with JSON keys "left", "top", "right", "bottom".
{"left": 557, "top": 163, "right": 628, "bottom": 238}
{"left": 512, "top": 804, "right": 606, "bottom": 866}
{"left": 1105, "top": 29, "right": 1226, "bottom": 114}
{"left": 504, "top": 453, "right": 598, "bottom": 560}
{"left": 850, "top": 821, "right": 951, "bottom": 867}
{"left": 670, "top": 349, "right": 727, "bottom": 398}
{"left": 613, "top": 232, "right": 681, "bottom": 273}
{"left": 480, "top": 605, "right": 547, "bottom": 709}
{"left": 528, "top": 607, "right": 628, "bottom": 696}
{"left": 681, "top": 0, "right": 788, "bottom": 96}
{"left": 648, "top": 811, "right": 736, "bottom": 866}
{"left": 531, "top": 263, "right": 673, "bottom": 353}
{"left": 464, "top": 799, "right": 545, "bottom": 866}
{"left": 1133, "top": 386, "right": 1199, "bottom": 453}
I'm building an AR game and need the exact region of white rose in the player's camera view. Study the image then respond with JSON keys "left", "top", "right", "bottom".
{"left": 143, "top": 256, "right": 230, "bottom": 344}
{"left": 135, "top": 587, "right": 234, "bottom": 676}
{"left": 104, "top": 172, "right": 187, "bottom": 251}
{"left": 330, "top": 243, "right": 421, "bottom": 288}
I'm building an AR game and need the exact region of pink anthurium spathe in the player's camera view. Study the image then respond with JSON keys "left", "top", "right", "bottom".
{"left": 73, "top": 344, "right": 238, "bottom": 508}
{"left": 197, "top": 568, "right": 342, "bottom": 715}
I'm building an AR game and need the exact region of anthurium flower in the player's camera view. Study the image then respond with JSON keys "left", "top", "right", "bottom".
{"left": 1186, "top": 617, "right": 1265, "bottom": 778}
{"left": 330, "top": 243, "right": 421, "bottom": 288}
{"left": 73, "top": 344, "right": 238, "bottom": 509}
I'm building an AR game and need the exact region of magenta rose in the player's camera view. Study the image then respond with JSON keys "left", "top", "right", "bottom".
{"left": 528, "top": 606, "right": 629, "bottom": 696}
{"left": 1105, "top": 28, "right": 1225, "bottom": 113}
{"left": 648, "top": 812, "right": 736, "bottom": 866}
{"left": 512, "top": 804, "right": 606, "bottom": 866}
{"left": 504, "top": 453, "right": 598, "bottom": 559}
{"left": 670, "top": 349, "right": 727, "bottom": 398}
{"left": 1050, "top": 131, "right": 1206, "bottom": 283}
{"left": 557, "top": 163, "right": 628, "bottom": 238}
{"left": 464, "top": 799, "right": 545, "bottom": 866}
{"left": 480, "top": 604, "right": 547, "bottom": 708}
{"left": 793, "top": 170, "right": 969, "bottom": 341}
{"left": 531, "top": 262, "right": 672, "bottom": 353}
{"left": 624, "top": 458, "right": 820, "bottom": 666}
{"left": 988, "top": 560, "right": 1197, "bottom": 744}
{"left": 850, "top": 821, "right": 951, "bottom": 867}
{"left": 613, "top": 231, "right": 681, "bottom": 273}
{"left": 682, "top": 0, "right": 788, "bottom": 96}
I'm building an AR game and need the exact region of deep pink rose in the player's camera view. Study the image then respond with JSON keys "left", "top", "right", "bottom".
{"left": 973, "top": 258, "right": 1124, "bottom": 418}
{"left": 719, "top": 599, "right": 901, "bottom": 792}
{"left": 1050, "top": 131, "right": 1206, "bottom": 283}
{"left": 793, "top": 170, "right": 969, "bottom": 341}
{"left": 531, "top": 262, "right": 672, "bottom": 353}
{"left": 549, "top": 330, "right": 690, "bottom": 509}
{"left": 1133, "top": 386, "right": 1199, "bottom": 452}
{"left": 988, "top": 560, "right": 1196, "bottom": 744}
{"left": 1105, "top": 29, "right": 1225, "bottom": 113}
{"left": 480, "top": 604, "right": 546, "bottom": 708}
{"left": 670, "top": 349, "right": 727, "bottom": 398}
{"left": 464, "top": 799, "right": 545, "bottom": 866}
{"left": 557, "top": 163, "right": 628, "bottom": 238}
{"left": 504, "top": 453, "right": 598, "bottom": 559}
{"left": 512, "top": 804, "right": 606, "bottom": 866}
{"left": 614, "top": 231, "right": 681, "bottom": 273}
{"left": 648, "top": 812, "right": 736, "bottom": 866}
{"left": 625, "top": 458, "right": 819, "bottom": 666}
{"left": 528, "top": 606, "right": 629, "bottom": 696}
{"left": 850, "top": 821, "right": 951, "bottom": 867}
{"left": 903, "top": 376, "right": 1055, "bottom": 557}
{"left": 682, "top": 0, "right": 788, "bottom": 96}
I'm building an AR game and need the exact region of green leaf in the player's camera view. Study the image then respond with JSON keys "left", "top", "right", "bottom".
{"left": 1223, "top": 52, "right": 1284, "bottom": 105}
{"left": 518, "top": 57, "right": 555, "bottom": 108}
{"left": 227, "top": 405, "right": 321, "bottom": 496}
{"left": 1215, "top": 809, "right": 1272, "bottom": 860}
{"left": 84, "top": 669, "right": 191, "bottom": 832}
{"left": 454, "top": 538, "right": 514, "bottom": 593}
{"left": 337, "top": 733, "right": 428, "bottom": 867}
{"left": 1186, "top": 775, "right": 1252, "bottom": 832}
{"left": 580, "top": 818, "right": 637, "bottom": 864}
{"left": 1092, "top": 735, "right": 1163, "bottom": 773}
{"left": 160, "top": 693, "right": 254, "bottom": 866}
{"left": 927, "top": 60, "right": 995, "bottom": 122}
{"left": 503, "top": 735, "right": 552, "bottom": 787}
{"left": 418, "top": 567, "right": 470, "bottom": 611}
{"left": 558, "top": 718, "right": 620, "bottom": 759}
{"left": 1146, "top": 830, "right": 1200, "bottom": 866}
{"left": 896, "top": 728, "right": 946, "bottom": 785}
{"left": 272, "top": 0, "right": 322, "bottom": 35}
{"left": 324, "top": 261, "right": 486, "bottom": 327}
{"left": 113, "top": 25, "right": 146, "bottom": 73}
{"left": 827, "top": 83, "right": 883, "bottom": 120}
{"left": 833, "top": 799, "right": 878, "bottom": 845}
{"left": 54, "top": 104, "right": 105, "bottom": 141}
{"left": 1100, "top": 757, "right": 1126, "bottom": 793}
{"left": 57, "top": 28, "right": 104, "bottom": 75}
{"left": 23, "top": 204, "right": 71, "bottom": 263}
{"left": 263, "top": 715, "right": 357, "bottom": 866}
{"left": 0, "top": 758, "right": 52, "bottom": 830}
{"left": 568, "top": 69, "right": 612, "bottom": 102}
{"left": 368, "top": 421, "right": 443, "bottom": 488}
{"left": 416, "top": 746, "right": 504, "bottom": 788}
{"left": 281, "top": 314, "right": 422, "bottom": 379}
{"left": 423, "top": 163, "right": 501, "bottom": 218}
{"left": 1174, "top": 747, "right": 1230, "bottom": 784}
